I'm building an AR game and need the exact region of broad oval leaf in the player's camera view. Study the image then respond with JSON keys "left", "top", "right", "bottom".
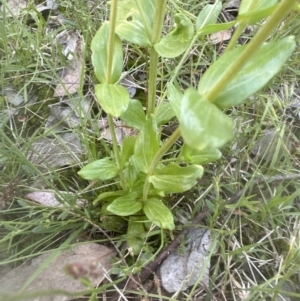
{"left": 107, "top": 193, "right": 142, "bottom": 216}
{"left": 95, "top": 83, "right": 129, "bottom": 117}
{"left": 91, "top": 22, "right": 123, "bottom": 84}
{"left": 149, "top": 164, "right": 204, "bottom": 193}
{"left": 179, "top": 88, "right": 233, "bottom": 150}
{"left": 115, "top": 0, "right": 155, "bottom": 47}
{"left": 78, "top": 157, "right": 118, "bottom": 180}
{"left": 154, "top": 14, "right": 194, "bottom": 58}
{"left": 179, "top": 144, "right": 222, "bottom": 164}
{"left": 120, "top": 99, "right": 146, "bottom": 130}
{"left": 143, "top": 198, "right": 174, "bottom": 230}
{"left": 198, "top": 37, "right": 296, "bottom": 109}
{"left": 134, "top": 115, "right": 159, "bottom": 173}
{"left": 196, "top": 1, "right": 222, "bottom": 30}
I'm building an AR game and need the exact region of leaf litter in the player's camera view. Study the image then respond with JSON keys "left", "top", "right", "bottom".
{"left": 54, "top": 31, "right": 84, "bottom": 97}
{"left": 0, "top": 243, "right": 116, "bottom": 301}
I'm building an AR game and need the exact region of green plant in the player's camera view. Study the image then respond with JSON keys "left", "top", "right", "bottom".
{"left": 78, "top": 0, "right": 297, "bottom": 254}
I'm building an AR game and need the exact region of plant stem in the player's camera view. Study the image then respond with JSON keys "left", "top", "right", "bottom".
{"left": 151, "top": 0, "right": 167, "bottom": 45}
{"left": 147, "top": 0, "right": 167, "bottom": 115}
{"left": 147, "top": 47, "right": 159, "bottom": 115}
{"left": 143, "top": 127, "right": 181, "bottom": 201}
{"left": 106, "top": 0, "right": 118, "bottom": 84}
{"left": 106, "top": 0, "right": 126, "bottom": 189}
{"left": 224, "top": 22, "right": 246, "bottom": 53}
{"left": 156, "top": 34, "right": 206, "bottom": 111}
{"left": 107, "top": 115, "right": 126, "bottom": 189}
{"left": 205, "top": 0, "right": 297, "bottom": 102}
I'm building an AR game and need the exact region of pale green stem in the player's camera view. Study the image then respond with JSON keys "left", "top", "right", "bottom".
{"left": 106, "top": 0, "right": 118, "bottom": 83}
{"left": 107, "top": 115, "right": 126, "bottom": 189}
{"left": 105, "top": 0, "right": 126, "bottom": 189}
{"left": 205, "top": 0, "right": 297, "bottom": 102}
{"left": 224, "top": 22, "right": 246, "bottom": 53}
{"left": 156, "top": 34, "right": 206, "bottom": 110}
{"left": 142, "top": 127, "right": 181, "bottom": 202}
{"left": 147, "top": 0, "right": 167, "bottom": 115}
{"left": 151, "top": 0, "right": 167, "bottom": 44}
{"left": 147, "top": 47, "right": 159, "bottom": 114}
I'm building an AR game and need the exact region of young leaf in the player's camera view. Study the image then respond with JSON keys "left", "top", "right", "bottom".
{"left": 78, "top": 157, "right": 119, "bottom": 180}
{"left": 91, "top": 22, "right": 123, "bottom": 84}
{"left": 143, "top": 198, "right": 175, "bottom": 230}
{"left": 115, "top": 0, "right": 155, "bottom": 47}
{"left": 107, "top": 193, "right": 142, "bottom": 216}
{"left": 179, "top": 88, "right": 233, "bottom": 150}
{"left": 134, "top": 115, "right": 159, "bottom": 173}
{"left": 154, "top": 14, "right": 194, "bottom": 58}
{"left": 124, "top": 161, "right": 138, "bottom": 189}
{"left": 95, "top": 83, "right": 130, "bottom": 117}
{"left": 179, "top": 145, "right": 222, "bottom": 165}
{"left": 149, "top": 164, "right": 203, "bottom": 193}
{"left": 196, "top": 1, "right": 222, "bottom": 30}
{"left": 198, "top": 37, "right": 296, "bottom": 109}
{"left": 121, "top": 136, "right": 136, "bottom": 166}
{"left": 120, "top": 99, "right": 146, "bottom": 130}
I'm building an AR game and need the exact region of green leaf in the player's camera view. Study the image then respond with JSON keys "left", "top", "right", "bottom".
{"left": 239, "top": 0, "right": 277, "bottom": 15}
{"left": 107, "top": 193, "right": 142, "bottom": 216}
{"left": 166, "top": 82, "right": 183, "bottom": 119}
{"left": 179, "top": 144, "right": 222, "bottom": 164}
{"left": 149, "top": 164, "right": 203, "bottom": 193}
{"left": 120, "top": 99, "right": 146, "bottom": 130}
{"left": 95, "top": 83, "right": 130, "bottom": 117}
{"left": 121, "top": 136, "right": 136, "bottom": 166}
{"left": 134, "top": 115, "right": 159, "bottom": 173}
{"left": 179, "top": 88, "right": 233, "bottom": 150}
{"left": 196, "top": 1, "right": 222, "bottom": 30}
{"left": 93, "top": 190, "right": 126, "bottom": 205}
{"left": 154, "top": 14, "right": 194, "bottom": 58}
{"left": 198, "top": 37, "right": 296, "bottom": 109}
{"left": 127, "top": 216, "right": 146, "bottom": 255}
{"left": 124, "top": 160, "right": 138, "bottom": 189}
{"left": 91, "top": 22, "right": 123, "bottom": 84}
{"left": 100, "top": 203, "right": 125, "bottom": 231}
{"left": 143, "top": 198, "right": 174, "bottom": 230}
{"left": 155, "top": 102, "right": 175, "bottom": 125}
{"left": 116, "top": 0, "right": 155, "bottom": 47}
{"left": 238, "top": 3, "right": 278, "bottom": 24}
{"left": 78, "top": 157, "right": 119, "bottom": 180}
{"left": 198, "top": 21, "right": 237, "bottom": 36}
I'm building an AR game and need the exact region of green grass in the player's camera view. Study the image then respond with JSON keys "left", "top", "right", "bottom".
{"left": 1, "top": 0, "right": 300, "bottom": 300}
